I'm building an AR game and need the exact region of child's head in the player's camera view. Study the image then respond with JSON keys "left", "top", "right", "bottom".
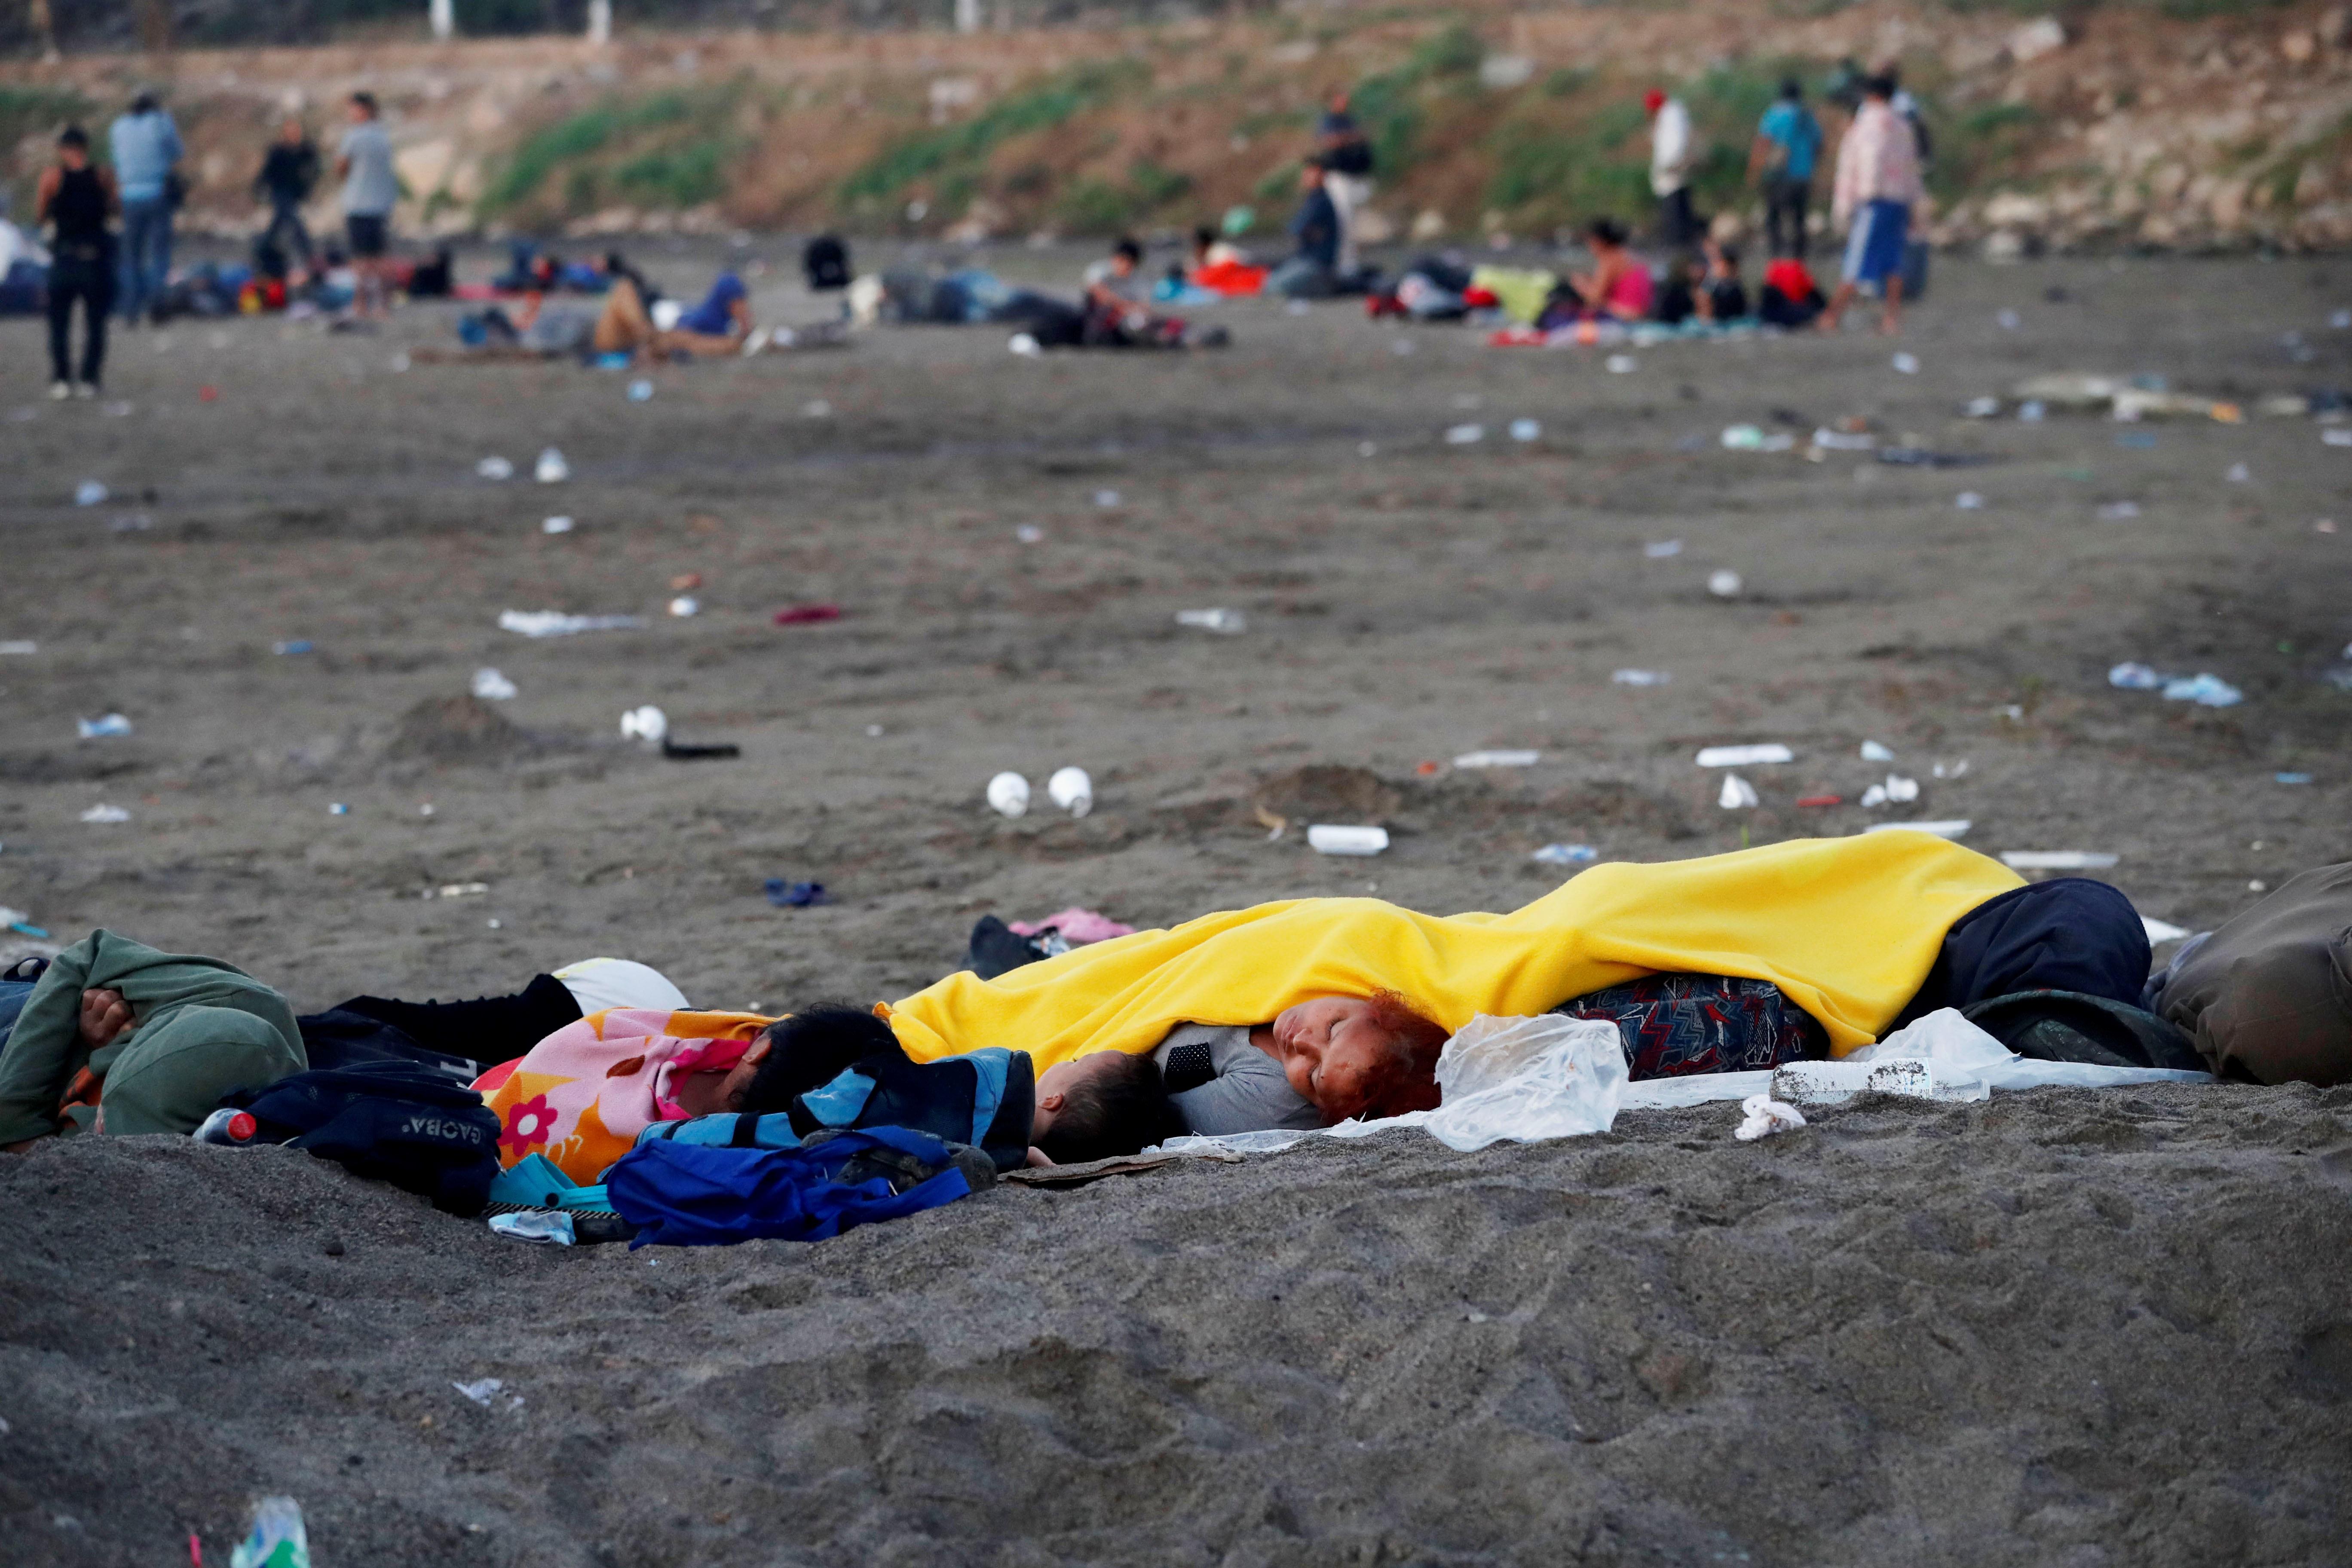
{"left": 731, "top": 1004, "right": 897, "bottom": 1115}
{"left": 1030, "top": 1050, "right": 1175, "bottom": 1165}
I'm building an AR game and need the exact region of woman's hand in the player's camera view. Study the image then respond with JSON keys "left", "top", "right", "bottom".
{"left": 77, "top": 989, "right": 133, "bottom": 1050}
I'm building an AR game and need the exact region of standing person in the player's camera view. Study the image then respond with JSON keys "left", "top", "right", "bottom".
{"left": 1749, "top": 77, "right": 1822, "bottom": 259}
{"left": 1645, "top": 87, "right": 1694, "bottom": 247}
{"left": 1315, "top": 88, "right": 1375, "bottom": 280}
{"left": 107, "top": 91, "right": 182, "bottom": 326}
{"left": 1819, "top": 73, "right": 1923, "bottom": 336}
{"left": 253, "top": 115, "right": 321, "bottom": 277}
{"left": 35, "top": 126, "right": 116, "bottom": 399}
{"left": 334, "top": 92, "right": 398, "bottom": 318}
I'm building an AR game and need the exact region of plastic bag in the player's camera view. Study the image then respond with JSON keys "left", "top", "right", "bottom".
{"left": 1850, "top": 1008, "right": 2210, "bottom": 1099}
{"left": 1421, "top": 1014, "right": 1627, "bottom": 1151}
{"left": 230, "top": 1496, "right": 310, "bottom": 1568}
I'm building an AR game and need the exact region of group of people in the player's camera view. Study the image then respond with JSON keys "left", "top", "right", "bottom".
{"left": 6, "top": 835, "right": 2349, "bottom": 1237}
{"left": 33, "top": 89, "right": 402, "bottom": 398}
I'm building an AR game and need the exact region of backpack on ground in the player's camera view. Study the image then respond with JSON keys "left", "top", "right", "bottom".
{"left": 218, "top": 1060, "right": 503, "bottom": 1216}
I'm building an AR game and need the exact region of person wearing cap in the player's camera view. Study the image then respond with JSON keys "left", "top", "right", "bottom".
{"left": 1645, "top": 86, "right": 1695, "bottom": 247}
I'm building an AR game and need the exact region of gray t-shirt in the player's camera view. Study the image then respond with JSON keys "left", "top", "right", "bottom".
{"left": 1153, "top": 1023, "right": 1321, "bottom": 1136}
{"left": 340, "top": 121, "right": 398, "bottom": 218}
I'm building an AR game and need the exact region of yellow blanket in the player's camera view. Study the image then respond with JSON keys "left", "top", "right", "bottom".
{"left": 885, "top": 832, "right": 2022, "bottom": 1067}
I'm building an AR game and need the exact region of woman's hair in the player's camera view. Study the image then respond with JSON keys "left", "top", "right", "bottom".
{"left": 1585, "top": 217, "right": 1629, "bottom": 249}
{"left": 1355, "top": 990, "right": 1449, "bottom": 1120}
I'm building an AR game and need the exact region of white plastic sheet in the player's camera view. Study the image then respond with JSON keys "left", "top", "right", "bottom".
{"left": 1850, "top": 1008, "right": 2212, "bottom": 1097}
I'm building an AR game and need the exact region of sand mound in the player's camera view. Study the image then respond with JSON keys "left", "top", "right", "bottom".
{"left": 1254, "top": 764, "right": 1404, "bottom": 827}
{"left": 386, "top": 695, "right": 535, "bottom": 766}
{"left": 5, "top": 1084, "right": 2347, "bottom": 1564}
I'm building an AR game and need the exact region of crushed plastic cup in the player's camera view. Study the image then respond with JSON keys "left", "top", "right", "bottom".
{"left": 1643, "top": 539, "right": 1683, "bottom": 558}
{"left": 2108, "top": 662, "right": 2165, "bottom": 691}
{"left": 1093, "top": 489, "right": 1121, "bottom": 509}
{"left": 2097, "top": 501, "right": 2142, "bottom": 521}
{"left": 80, "top": 804, "right": 130, "bottom": 824}
{"left": 1008, "top": 333, "right": 1042, "bottom": 357}
{"left": 1718, "top": 774, "right": 1759, "bottom": 809}
{"left": 628, "top": 378, "right": 653, "bottom": 401}
{"left": 74, "top": 480, "right": 108, "bottom": 506}
{"left": 77, "top": 714, "right": 132, "bottom": 739}
{"left": 1956, "top": 491, "right": 1986, "bottom": 510}
{"left": 2018, "top": 400, "right": 2046, "bottom": 422}
{"left": 1509, "top": 419, "right": 1541, "bottom": 441}
{"left": 470, "top": 668, "right": 518, "bottom": 701}
{"left": 1307, "top": 824, "right": 1389, "bottom": 856}
{"left": 1612, "top": 668, "right": 1669, "bottom": 686}
{"left": 1720, "top": 424, "right": 1764, "bottom": 450}
{"left": 803, "top": 399, "right": 832, "bottom": 419}
{"left": 452, "top": 1378, "right": 504, "bottom": 1406}
{"left": 2162, "top": 673, "right": 2242, "bottom": 707}
{"left": 1454, "top": 750, "right": 1539, "bottom": 769}
{"left": 230, "top": 1495, "right": 310, "bottom": 1568}
{"left": 1707, "top": 569, "right": 1743, "bottom": 597}
{"left": 1865, "top": 818, "right": 1972, "bottom": 839}
{"left": 1175, "top": 607, "right": 1246, "bottom": 634}
{"left": 1891, "top": 352, "right": 1921, "bottom": 374}
{"left": 1016, "top": 525, "right": 1044, "bottom": 544}
{"left": 1883, "top": 774, "right": 1920, "bottom": 802}
{"left": 541, "top": 515, "right": 575, "bottom": 535}
{"left": 2226, "top": 462, "right": 2250, "bottom": 483}
{"left": 1047, "top": 765, "right": 1093, "bottom": 818}
{"left": 2000, "top": 850, "right": 2119, "bottom": 870}
{"left": 476, "top": 456, "right": 514, "bottom": 481}
{"left": 1963, "top": 396, "right": 2001, "bottom": 418}
{"left": 619, "top": 705, "right": 668, "bottom": 744}
{"left": 1734, "top": 1092, "right": 1806, "bottom": 1142}
{"left": 1696, "top": 743, "right": 1792, "bottom": 767}
{"left": 1531, "top": 842, "right": 1598, "bottom": 866}
{"left": 668, "top": 595, "right": 698, "bottom": 617}
{"left": 535, "top": 448, "right": 570, "bottom": 483}
{"left": 328, "top": 803, "right": 348, "bottom": 816}
{"left": 986, "top": 771, "right": 1030, "bottom": 819}
{"left": 1445, "top": 423, "right": 1485, "bottom": 445}
{"left": 1605, "top": 355, "right": 1636, "bottom": 374}
{"left": 0, "top": 640, "right": 35, "bottom": 655}
{"left": 1860, "top": 740, "right": 1896, "bottom": 762}
{"left": 1861, "top": 782, "right": 1888, "bottom": 808}
{"left": 1997, "top": 308, "right": 2021, "bottom": 330}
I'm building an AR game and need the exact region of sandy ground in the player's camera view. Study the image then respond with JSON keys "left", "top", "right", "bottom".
{"left": 2, "top": 245, "right": 2351, "bottom": 1563}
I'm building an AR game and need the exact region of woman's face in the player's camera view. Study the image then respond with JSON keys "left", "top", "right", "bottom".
{"left": 1268, "top": 996, "right": 1407, "bottom": 1122}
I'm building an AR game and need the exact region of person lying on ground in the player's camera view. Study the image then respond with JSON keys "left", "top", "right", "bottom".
{"left": 591, "top": 260, "right": 750, "bottom": 360}
{"left": 882, "top": 834, "right": 2190, "bottom": 1137}
{"left": 665, "top": 269, "right": 753, "bottom": 354}
{"left": 1265, "top": 162, "right": 1342, "bottom": 300}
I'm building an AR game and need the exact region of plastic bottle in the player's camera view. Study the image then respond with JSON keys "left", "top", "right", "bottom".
{"left": 194, "top": 1109, "right": 257, "bottom": 1145}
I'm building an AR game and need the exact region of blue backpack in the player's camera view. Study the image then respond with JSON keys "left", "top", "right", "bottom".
{"left": 606, "top": 1127, "right": 994, "bottom": 1247}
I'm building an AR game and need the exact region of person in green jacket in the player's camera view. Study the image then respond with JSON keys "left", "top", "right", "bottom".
{"left": 0, "top": 930, "right": 304, "bottom": 1149}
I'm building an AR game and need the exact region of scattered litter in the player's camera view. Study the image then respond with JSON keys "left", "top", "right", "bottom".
{"left": 452, "top": 1379, "right": 505, "bottom": 1406}
{"left": 534, "top": 448, "right": 569, "bottom": 483}
{"left": 1358, "top": 441, "right": 1379, "bottom": 456}
{"left": 668, "top": 595, "right": 698, "bottom": 617}
{"left": 1642, "top": 539, "right": 1683, "bottom": 558}
{"left": 1773, "top": 1057, "right": 1931, "bottom": 1105}
{"left": 2108, "top": 662, "right": 2165, "bottom": 690}
{"left": 1093, "top": 489, "right": 1121, "bottom": 509}
{"left": 2142, "top": 916, "right": 2190, "bottom": 944}
{"left": 102, "top": 400, "right": 133, "bottom": 417}
{"left": 2115, "top": 431, "right": 2158, "bottom": 450}
{"left": 541, "top": 516, "right": 574, "bottom": 535}
{"left": 1718, "top": 774, "right": 1759, "bottom": 809}
{"left": 2317, "top": 519, "right": 2338, "bottom": 534}
{"left": 1795, "top": 794, "right": 1841, "bottom": 808}
{"left": 1007, "top": 907, "right": 1134, "bottom": 943}
{"left": 1008, "top": 332, "right": 1042, "bottom": 357}
{"left": 1308, "top": 824, "right": 1389, "bottom": 856}
{"left": 1930, "top": 760, "right": 1969, "bottom": 779}
{"left": 662, "top": 737, "right": 739, "bottom": 761}
{"left": 390, "top": 351, "right": 411, "bottom": 372}
{"left": 619, "top": 705, "right": 668, "bottom": 744}
{"left": 763, "top": 879, "right": 830, "bottom": 908}
{"left": 1047, "top": 765, "right": 1093, "bottom": 817}
{"left": 2162, "top": 673, "right": 2242, "bottom": 707}
{"left": 803, "top": 399, "right": 832, "bottom": 419}
{"left": 2226, "top": 462, "right": 2250, "bottom": 483}
{"left": 2251, "top": 879, "right": 2269, "bottom": 893}
{"left": 1883, "top": 774, "right": 1919, "bottom": 802}
{"left": 500, "top": 610, "right": 643, "bottom": 637}
{"left": 329, "top": 803, "right": 348, "bottom": 816}
{"left": 1890, "top": 352, "right": 1920, "bottom": 374}
{"left": 1997, "top": 309, "right": 2021, "bottom": 330}
{"left": 1015, "top": 525, "right": 1044, "bottom": 544}
{"left": 1175, "top": 607, "right": 1246, "bottom": 634}
{"left": 1812, "top": 427, "right": 1876, "bottom": 450}
{"left": 1963, "top": 396, "right": 2001, "bottom": 419}
{"left": 1531, "top": 842, "right": 1598, "bottom": 866}
{"left": 74, "top": 480, "right": 107, "bottom": 506}
{"left": 273, "top": 640, "right": 312, "bottom": 655}
{"left": 429, "top": 883, "right": 490, "bottom": 899}
{"left": 76, "top": 714, "right": 132, "bottom": 739}
{"left": 1733, "top": 1092, "right": 1806, "bottom": 1141}
{"left": 1707, "top": 569, "right": 1743, "bottom": 597}
{"left": 2326, "top": 427, "right": 2352, "bottom": 448}
{"left": 628, "top": 379, "right": 653, "bottom": 401}
{"left": 80, "top": 805, "right": 131, "bottom": 824}
{"left": 1611, "top": 668, "right": 1670, "bottom": 686}
{"left": 773, "top": 603, "right": 841, "bottom": 625}
{"left": 1444, "top": 423, "right": 1485, "bottom": 445}
{"left": 1508, "top": 419, "right": 1541, "bottom": 441}
{"left": 1859, "top": 740, "right": 1895, "bottom": 762}
{"left": 1861, "top": 783, "right": 1886, "bottom": 808}
{"left": 1453, "top": 750, "right": 1539, "bottom": 769}
{"left": 475, "top": 456, "right": 513, "bottom": 481}
{"left": 1696, "top": 744, "right": 1792, "bottom": 767}
{"left": 470, "top": 668, "right": 518, "bottom": 701}
{"left": 229, "top": 1496, "right": 309, "bottom": 1568}
{"left": 1719, "top": 425, "right": 1793, "bottom": 451}
{"left": 488, "top": 1210, "right": 575, "bottom": 1245}
{"left": 2, "top": 906, "right": 50, "bottom": 937}
{"left": 2275, "top": 772, "right": 2314, "bottom": 784}
{"left": 1390, "top": 340, "right": 1415, "bottom": 356}
{"left": 2018, "top": 400, "right": 2046, "bottom": 422}
{"left": 2001, "top": 851, "right": 2119, "bottom": 870}
{"left": 2096, "top": 501, "right": 2142, "bottom": 521}
{"left": 0, "top": 640, "right": 34, "bottom": 655}
{"left": 1605, "top": 355, "right": 1637, "bottom": 374}
{"left": 1956, "top": 491, "right": 1986, "bottom": 510}
{"left": 1865, "top": 819, "right": 1972, "bottom": 839}
{"left": 109, "top": 514, "right": 152, "bottom": 533}
{"left": 987, "top": 771, "right": 1030, "bottom": 818}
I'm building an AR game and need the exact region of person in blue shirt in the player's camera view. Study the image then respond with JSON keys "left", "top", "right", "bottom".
{"left": 1266, "top": 161, "right": 1342, "bottom": 298}
{"left": 107, "top": 91, "right": 183, "bottom": 325}
{"left": 1749, "top": 78, "right": 1823, "bottom": 260}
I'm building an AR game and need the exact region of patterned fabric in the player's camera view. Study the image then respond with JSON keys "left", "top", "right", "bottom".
{"left": 1551, "top": 973, "right": 1828, "bottom": 1080}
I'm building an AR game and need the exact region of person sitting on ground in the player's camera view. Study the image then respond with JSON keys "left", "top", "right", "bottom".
{"left": 1657, "top": 238, "right": 1748, "bottom": 325}
{"left": 1081, "top": 236, "right": 1215, "bottom": 348}
{"left": 1564, "top": 217, "right": 1654, "bottom": 322}
{"left": 1265, "top": 162, "right": 1343, "bottom": 300}
{"left": 1757, "top": 255, "right": 1826, "bottom": 328}
{"left": 1185, "top": 224, "right": 1267, "bottom": 297}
